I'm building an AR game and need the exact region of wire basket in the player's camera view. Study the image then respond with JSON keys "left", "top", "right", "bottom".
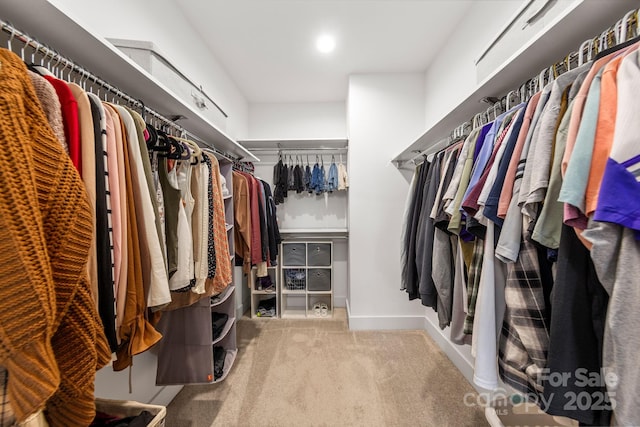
{"left": 284, "top": 268, "right": 306, "bottom": 290}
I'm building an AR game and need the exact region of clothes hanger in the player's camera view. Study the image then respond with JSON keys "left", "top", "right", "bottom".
{"left": 6, "top": 26, "right": 15, "bottom": 52}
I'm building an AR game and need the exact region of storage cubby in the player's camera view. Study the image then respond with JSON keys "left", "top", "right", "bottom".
{"left": 280, "top": 241, "right": 333, "bottom": 319}
{"left": 250, "top": 266, "right": 279, "bottom": 318}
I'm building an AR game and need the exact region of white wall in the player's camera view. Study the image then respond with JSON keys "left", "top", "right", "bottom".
{"left": 249, "top": 102, "right": 347, "bottom": 140}
{"left": 346, "top": 73, "right": 427, "bottom": 329}
{"left": 423, "top": 0, "right": 526, "bottom": 130}
{"left": 48, "top": 0, "right": 249, "bottom": 140}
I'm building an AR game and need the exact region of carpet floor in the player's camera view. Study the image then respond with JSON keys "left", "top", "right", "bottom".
{"left": 166, "top": 309, "right": 488, "bottom": 427}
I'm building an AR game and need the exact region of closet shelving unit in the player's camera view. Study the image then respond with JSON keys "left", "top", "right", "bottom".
{"left": 210, "top": 157, "right": 238, "bottom": 383}
{"left": 1, "top": 1, "right": 252, "bottom": 393}
{"left": 249, "top": 266, "right": 279, "bottom": 319}
{"left": 238, "top": 138, "right": 348, "bottom": 152}
{"left": 389, "top": 4, "right": 637, "bottom": 427}
{"left": 280, "top": 241, "right": 334, "bottom": 319}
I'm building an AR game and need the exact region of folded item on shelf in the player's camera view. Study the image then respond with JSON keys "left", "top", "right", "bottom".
{"left": 211, "top": 312, "right": 229, "bottom": 340}
{"left": 213, "top": 346, "right": 226, "bottom": 380}
{"left": 257, "top": 296, "right": 277, "bottom": 317}
{"left": 256, "top": 275, "right": 274, "bottom": 291}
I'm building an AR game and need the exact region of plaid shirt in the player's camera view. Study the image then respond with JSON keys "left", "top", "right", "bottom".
{"left": 498, "top": 217, "right": 551, "bottom": 398}
{"left": 463, "top": 238, "right": 484, "bottom": 335}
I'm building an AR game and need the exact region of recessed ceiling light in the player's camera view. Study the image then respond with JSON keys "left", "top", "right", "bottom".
{"left": 316, "top": 34, "right": 336, "bottom": 54}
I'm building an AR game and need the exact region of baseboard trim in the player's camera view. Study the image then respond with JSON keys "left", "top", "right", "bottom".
{"left": 334, "top": 295, "right": 346, "bottom": 308}
{"left": 346, "top": 300, "right": 426, "bottom": 330}
{"left": 422, "top": 314, "right": 476, "bottom": 389}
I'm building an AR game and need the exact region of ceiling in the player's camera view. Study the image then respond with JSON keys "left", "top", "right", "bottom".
{"left": 174, "top": 0, "right": 474, "bottom": 104}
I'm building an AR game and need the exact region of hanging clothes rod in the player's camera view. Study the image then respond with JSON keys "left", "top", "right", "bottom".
{"left": 0, "top": 19, "right": 240, "bottom": 163}
{"left": 250, "top": 147, "right": 348, "bottom": 153}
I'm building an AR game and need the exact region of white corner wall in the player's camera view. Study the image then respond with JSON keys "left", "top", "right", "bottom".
{"left": 248, "top": 102, "right": 347, "bottom": 139}
{"left": 423, "top": 0, "right": 526, "bottom": 130}
{"left": 346, "top": 73, "right": 427, "bottom": 329}
{"left": 48, "top": 0, "right": 249, "bottom": 140}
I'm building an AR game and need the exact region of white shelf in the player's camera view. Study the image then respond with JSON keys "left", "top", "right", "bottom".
{"left": 210, "top": 284, "right": 235, "bottom": 307}
{"left": 252, "top": 289, "right": 277, "bottom": 295}
{"left": 212, "top": 316, "right": 235, "bottom": 345}
{"left": 212, "top": 349, "right": 237, "bottom": 384}
{"left": 282, "top": 289, "right": 306, "bottom": 295}
{"left": 391, "top": 1, "right": 636, "bottom": 165}
{"left": 1, "top": 0, "right": 258, "bottom": 162}
{"left": 238, "top": 138, "right": 348, "bottom": 151}
{"left": 223, "top": 194, "right": 233, "bottom": 200}
{"left": 307, "top": 290, "right": 332, "bottom": 295}
{"left": 279, "top": 228, "right": 348, "bottom": 234}
{"left": 281, "top": 309, "right": 307, "bottom": 319}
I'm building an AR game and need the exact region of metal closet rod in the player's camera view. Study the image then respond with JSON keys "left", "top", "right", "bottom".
{"left": 0, "top": 19, "right": 239, "bottom": 163}
{"left": 250, "top": 147, "right": 348, "bottom": 152}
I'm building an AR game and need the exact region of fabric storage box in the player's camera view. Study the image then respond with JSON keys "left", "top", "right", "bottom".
{"left": 283, "top": 243, "right": 306, "bottom": 266}
{"left": 95, "top": 398, "right": 166, "bottom": 427}
{"left": 307, "top": 268, "right": 331, "bottom": 291}
{"left": 307, "top": 243, "right": 331, "bottom": 266}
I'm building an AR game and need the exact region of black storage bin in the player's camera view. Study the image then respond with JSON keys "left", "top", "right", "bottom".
{"left": 307, "top": 243, "right": 331, "bottom": 266}
{"left": 283, "top": 243, "right": 306, "bottom": 266}
{"left": 307, "top": 268, "right": 331, "bottom": 291}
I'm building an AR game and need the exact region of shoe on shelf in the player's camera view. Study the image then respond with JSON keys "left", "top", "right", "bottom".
{"left": 313, "top": 303, "right": 321, "bottom": 317}
{"left": 320, "top": 303, "right": 328, "bottom": 317}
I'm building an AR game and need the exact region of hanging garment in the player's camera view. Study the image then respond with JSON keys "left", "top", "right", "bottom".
{"left": 273, "top": 157, "right": 287, "bottom": 204}
{"left": 69, "top": 82, "right": 99, "bottom": 305}
{"left": 28, "top": 70, "right": 67, "bottom": 150}
{"left": 0, "top": 50, "right": 111, "bottom": 425}
{"left": 103, "top": 103, "right": 129, "bottom": 341}
{"left": 202, "top": 155, "right": 217, "bottom": 286}
{"left": 102, "top": 102, "right": 123, "bottom": 346}
{"left": 128, "top": 109, "right": 168, "bottom": 276}
{"left": 260, "top": 179, "right": 282, "bottom": 265}
{"left": 112, "top": 105, "right": 170, "bottom": 310}
{"left": 415, "top": 151, "right": 442, "bottom": 308}
{"left": 543, "top": 224, "right": 611, "bottom": 426}
{"left": 43, "top": 75, "right": 81, "bottom": 172}
{"left": 166, "top": 166, "right": 194, "bottom": 291}
{"left": 205, "top": 153, "right": 232, "bottom": 295}
{"left": 400, "top": 167, "right": 419, "bottom": 292}
{"left": 88, "top": 94, "right": 118, "bottom": 352}
{"left": 112, "top": 106, "right": 162, "bottom": 371}
{"left": 403, "top": 160, "right": 430, "bottom": 299}
{"left": 158, "top": 154, "right": 181, "bottom": 278}
{"left": 233, "top": 171, "right": 252, "bottom": 273}
{"left": 304, "top": 162, "right": 312, "bottom": 192}
{"left": 337, "top": 160, "right": 348, "bottom": 190}
{"left": 327, "top": 161, "right": 338, "bottom": 192}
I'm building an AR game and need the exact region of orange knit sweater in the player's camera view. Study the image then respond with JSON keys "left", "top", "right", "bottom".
{"left": 0, "top": 49, "right": 111, "bottom": 426}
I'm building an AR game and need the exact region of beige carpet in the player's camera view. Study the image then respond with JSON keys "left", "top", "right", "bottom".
{"left": 166, "top": 309, "right": 488, "bottom": 427}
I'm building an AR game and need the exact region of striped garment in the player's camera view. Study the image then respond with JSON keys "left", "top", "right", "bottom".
{"left": 463, "top": 238, "right": 484, "bottom": 335}
{"left": 498, "top": 217, "right": 552, "bottom": 399}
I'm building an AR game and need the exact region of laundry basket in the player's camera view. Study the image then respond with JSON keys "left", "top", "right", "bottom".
{"left": 95, "top": 398, "right": 166, "bottom": 427}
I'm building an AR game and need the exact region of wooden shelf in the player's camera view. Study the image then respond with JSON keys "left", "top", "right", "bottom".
{"left": 212, "top": 316, "right": 235, "bottom": 345}
{"left": 1, "top": 0, "right": 258, "bottom": 162}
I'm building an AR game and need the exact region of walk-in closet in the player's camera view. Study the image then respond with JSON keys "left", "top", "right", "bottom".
{"left": 1, "top": 0, "right": 639, "bottom": 426}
